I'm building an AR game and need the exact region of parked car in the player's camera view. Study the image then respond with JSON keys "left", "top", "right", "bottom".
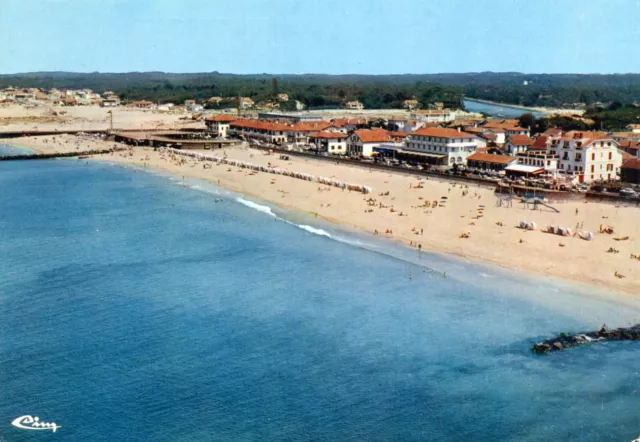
{"left": 620, "top": 188, "right": 637, "bottom": 198}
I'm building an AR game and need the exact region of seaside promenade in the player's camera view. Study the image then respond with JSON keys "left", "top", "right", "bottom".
{"left": 4, "top": 133, "right": 640, "bottom": 296}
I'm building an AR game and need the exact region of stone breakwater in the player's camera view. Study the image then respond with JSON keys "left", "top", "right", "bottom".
{"left": 532, "top": 324, "right": 640, "bottom": 354}
{"left": 0, "top": 147, "right": 127, "bottom": 161}
{"left": 164, "top": 147, "right": 373, "bottom": 194}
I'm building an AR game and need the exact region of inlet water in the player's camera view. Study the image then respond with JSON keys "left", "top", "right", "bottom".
{"left": 1, "top": 159, "right": 639, "bottom": 441}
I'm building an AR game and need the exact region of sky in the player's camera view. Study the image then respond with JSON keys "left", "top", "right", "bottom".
{"left": 1, "top": 0, "right": 639, "bottom": 75}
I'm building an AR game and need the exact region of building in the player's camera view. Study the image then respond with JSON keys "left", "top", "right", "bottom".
{"left": 286, "top": 121, "right": 332, "bottom": 145}
{"left": 130, "top": 100, "right": 154, "bottom": 109}
{"left": 530, "top": 136, "right": 549, "bottom": 151}
{"left": 618, "top": 140, "right": 639, "bottom": 156}
{"left": 515, "top": 151, "right": 559, "bottom": 173}
{"left": 546, "top": 131, "right": 623, "bottom": 183}
{"left": 466, "top": 152, "right": 517, "bottom": 171}
{"left": 348, "top": 129, "right": 393, "bottom": 157}
{"left": 310, "top": 132, "right": 349, "bottom": 155}
{"left": 101, "top": 99, "right": 119, "bottom": 107}
{"left": 239, "top": 97, "right": 254, "bottom": 109}
{"left": 404, "top": 127, "right": 479, "bottom": 167}
{"left": 410, "top": 109, "right": 454, "bottom": 123}
{"left": 626, "top": 124, "right": 640, "bottom": 134}
{"left": 331, "top": 118, "right": 367, "bottom": 133}
{"left": 207, "top": 96, "right": 223, "bottom": 105}
{"left": 387, "top": 118, "right": 427, "bottom": 133}
{"left": 205, "top": 114, "right": 238, "bottom": 138}
{"left": 228, "top": 119, "right": 289, "bottom": 144}
{"left": 621, "top": 159, "right": 640, "bottom": 184}
{"left": 504, "top": 134, "right": 534, "bottom": 155}
{"left": 403, "top": 99, "right": 420, "bottom": 110}
{"left": 277, "top": 94, "right": 289, "bottom": 102}
{"left": 346, "top": 101, "right": 364, "bottom": 110}
{"left": 258, "top": 112, "right": 322, "bottom": 123}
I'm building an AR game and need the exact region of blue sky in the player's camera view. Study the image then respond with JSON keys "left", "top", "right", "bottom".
{"left": 1, "top": 0, "right": 639, "bottom": 74}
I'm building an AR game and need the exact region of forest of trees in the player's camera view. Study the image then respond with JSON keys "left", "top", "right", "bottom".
{"left": 0, "top": 72, "right": 464, "bottom": 110}
{"left": 4, "top": 71, "right": 640, "bottom": 110}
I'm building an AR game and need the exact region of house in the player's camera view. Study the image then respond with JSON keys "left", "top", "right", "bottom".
{"left": 205, "top": 114, "right": 238, "bottom": 138}
{"left": 530, "top": 136, "right": 550, "bottom": 151}
{"left": 466, "top": 152, "right": 518, "bottom": 172}
{"left": 228, "top": 119, "right": 290, "bottom": 144}
{"left": 310, "top": 132, "right": 349, "bottom": 155}
{"left": 618, "top": 140, "right": 639, "bottom": 156}
{"left": 515, "top": 151, "right": 559, "bottom": 173}
{"left": 346, "top": 101, "right": 364, "bottom": 110}
{"left": 404, "top": 127, "right": 479, "bottom": 168}
{"left": 621, "top": 159, "right": 640, "bottom": 184}
{"left": 184, "top": 99, "right": 196, "bottom": 107}
{"left": 504, "top": 134, "right": 534, "bottom": 155}
{"left": 101, "top": 99, "right": 119, "bottom": 107}
{"left": 348, "top": 129, "right": 393, "bottom": 157}
{"left": 331, "top": 118, "right": 367, "bottom": 133}
{"left": 277, "top": 94, "right": 289, "bottom": 102}
{"left": 130, "top": 100, "right": 154, "bottom": 109}
{"left": 410, "top": 109, "right": 454, "bottom": 123}
{"left": 546, "top": 131, "right": 623, "bottom": 183}
{"left": 611, "top": 131, "right": 640, "bottom": 142}
{"left": 239, "top": 97, "right": 254, "bottom": 109}
{"left": 626, "top": 124, "right": 640, "bottom": 134}
{"left": 286, "top": 121, "right": 332, "bottom": 145}
{"left": 207, "top": 96, "right": 223, "bottom": 105}
{"left": 403, "top": 99, "right": 420, "bottom": 110}
{"left": 387, "top": 118, "right": 427, "bottom": 133}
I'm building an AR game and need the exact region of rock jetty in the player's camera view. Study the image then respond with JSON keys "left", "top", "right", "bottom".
{"left": 531, "top": 324, "right": 640, "bottom": 354}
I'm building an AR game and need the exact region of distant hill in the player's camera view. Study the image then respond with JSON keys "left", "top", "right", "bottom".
{"left": 2, "top": 71, "right": 640, "bottom": 108}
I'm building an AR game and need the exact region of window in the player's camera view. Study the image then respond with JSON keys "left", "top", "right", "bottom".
{"left": 591, "top": 165, "right": 595, "bottom": 173}
{"left": 608, "top": 152, "right": 612, "bottom": 160}
{"left": 591, "top": 153, "right": 595, "bottom": 160}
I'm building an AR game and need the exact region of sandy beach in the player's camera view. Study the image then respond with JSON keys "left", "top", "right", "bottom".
{"left": 0, "top": 103, "right": 204, "bottom": 132}
{"left": 7, "top": 133, "right": 640, "bottom": 297}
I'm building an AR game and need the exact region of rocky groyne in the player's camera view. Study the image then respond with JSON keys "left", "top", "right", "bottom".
{"left": 532, "top": 324, "right": 640, "bottom": 354}
{"left": 0, "top": 148, "right": 124, "bottom": 161}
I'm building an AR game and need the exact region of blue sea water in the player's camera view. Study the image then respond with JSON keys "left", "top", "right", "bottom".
{"left": 1, "top": 157, "right": 640, "bottom": 441}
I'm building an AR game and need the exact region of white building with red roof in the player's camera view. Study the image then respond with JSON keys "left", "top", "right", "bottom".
{"left": 309, "top": 132, "right": 349, "bottom": 155}
{"left": 546, "top": 131, "right": 623, "bottom": 183}
{"left": 205, "top": 114, "right": 239, "bottom": 138}
{"left": 504, "top": 134, "right": 534, "bottom": 155}
{"left": 228, "top": 119, "right": 290, "bottom": 144}
{"left": 404, "top": 127, "right": 479, "bottom": 167}
{"left": 348, "top": 129, "right": 394, "bottom": 157}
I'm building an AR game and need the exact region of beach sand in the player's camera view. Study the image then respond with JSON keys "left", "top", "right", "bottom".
{"left": 8, "top": 134, "right": 640, "bottom": 296}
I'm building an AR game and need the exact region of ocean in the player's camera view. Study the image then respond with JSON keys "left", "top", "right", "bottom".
{"left": 1, "top": 155, "right": 640, "bottom": 441}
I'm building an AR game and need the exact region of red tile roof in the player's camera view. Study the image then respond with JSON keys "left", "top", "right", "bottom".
{"left": 353, "top": 129, "right": 393, "bottom": 143}
{"left": 331, "top": 118, "right": 367, "bottom": 127}
{"left": 467, "top": 153, "right": 517, "bottom": 164}
{"left": 288, "top": 121, "right": 332, "bottom": 132}
{"left": 230, "top": 119, "right": 291, "bottom": 132}
{"left": 205, "top": 114, "right": 238, "bottom": 123}
{"left": 411, "top": 127, "right": 475, "bottom": 139}
{"left": 389, "top": 131, "right": 409, "bottom": 139}
{"left": 618, "top": 140, "right": 639, "bottom": 152}
{"left": 507, "top": 135, "right": 534, "bottom": 146}
{"left": 622, "top": 158, "right": 640, "bottom": 170}
{"left": 309, "top": 131, "right": 348, "bottom": 139}
{"left": 530, "top": 136, "right": 548, "bottom": 150}
{"left": 542, "top": 128, "right": 563, "bottom": 137}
